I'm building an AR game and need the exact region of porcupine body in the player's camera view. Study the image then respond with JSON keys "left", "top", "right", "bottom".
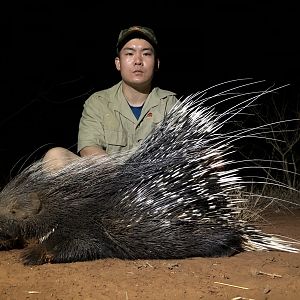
{"left": 0, "top": 79, "right": 299, "bottom": 265}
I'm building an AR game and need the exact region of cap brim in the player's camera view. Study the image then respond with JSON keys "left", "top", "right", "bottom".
{"left": 117, "top": 30, "right": 157, "bottom": 52}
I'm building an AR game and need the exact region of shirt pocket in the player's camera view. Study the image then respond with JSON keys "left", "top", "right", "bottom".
{"left": 104, "top": 128, "right": 127, "bottom": 153}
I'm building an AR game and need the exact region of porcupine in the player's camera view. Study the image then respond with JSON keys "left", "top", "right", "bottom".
{"left": 0, "top": 79, "right": 299, "bottom": 265}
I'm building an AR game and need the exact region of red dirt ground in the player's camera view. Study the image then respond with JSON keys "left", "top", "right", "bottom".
{"left": 1, "top": 210, "right": 300, "bottom": 300}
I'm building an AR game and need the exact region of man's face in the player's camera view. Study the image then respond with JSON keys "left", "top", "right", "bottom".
{"left": 115, "top": 38, "right": 158, "bottom": 87}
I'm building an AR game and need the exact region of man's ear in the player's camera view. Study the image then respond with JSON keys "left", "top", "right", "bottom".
{"left": 115, "top": 57, "right": 120, "bottom": 71}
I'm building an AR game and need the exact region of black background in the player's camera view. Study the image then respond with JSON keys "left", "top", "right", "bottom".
{"left": 1, "top": 1, "right": 299, "bottom": 184}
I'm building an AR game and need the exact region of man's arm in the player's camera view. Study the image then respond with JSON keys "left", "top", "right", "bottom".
{"left": 80, "top": 145, "right": 107, "bottom": 157}
{"left": 78, "top": 94, "right": 107, "bottom": 156}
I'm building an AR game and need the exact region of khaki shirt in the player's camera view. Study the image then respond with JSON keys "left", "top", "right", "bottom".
{"left": 77, "top": 81, "right": 178, "bottom": 154}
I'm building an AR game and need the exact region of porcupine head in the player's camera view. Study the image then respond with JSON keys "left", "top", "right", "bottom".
{"left": 0, "top": 188, "right": 40, "bottom": 249}
{"left": 0, "top": 163, "right": 56, "bottom": 250}
{"left": 0, "top": 155, "right": 123, "bottom": 264}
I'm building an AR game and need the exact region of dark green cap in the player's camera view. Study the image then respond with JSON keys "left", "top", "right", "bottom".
{"left": 116, "top": 26, "right": 158, "bottom": 53}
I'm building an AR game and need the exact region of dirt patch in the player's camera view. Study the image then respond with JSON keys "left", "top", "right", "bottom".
{"left": 1, "top": 210, "right": 300, "bottom": 300}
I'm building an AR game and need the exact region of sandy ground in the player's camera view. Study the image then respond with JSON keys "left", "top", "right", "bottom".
{"left": 0, "top": 210, "right": 299, "bottom": 300}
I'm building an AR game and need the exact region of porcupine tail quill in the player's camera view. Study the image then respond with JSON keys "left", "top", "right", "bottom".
{"left": 242, "top": 227, "right": 300, "bottom": 253}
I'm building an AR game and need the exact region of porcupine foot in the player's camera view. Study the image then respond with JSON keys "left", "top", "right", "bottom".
{"left": 21, "top": 234, "right": 114, "bottom": 265}
{"left": 21, "top": 243, "right": 54, "bottom": 265}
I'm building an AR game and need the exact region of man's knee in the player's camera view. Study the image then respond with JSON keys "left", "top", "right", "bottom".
{"left": 43, "top": 147, "right": 79, "bottom": 171}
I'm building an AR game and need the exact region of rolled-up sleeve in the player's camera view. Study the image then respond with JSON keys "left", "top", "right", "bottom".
{"left": 77, "top": 94, "right": 106, "bottom": 153}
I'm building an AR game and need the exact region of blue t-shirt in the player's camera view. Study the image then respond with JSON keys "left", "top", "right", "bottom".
{"left": 129, "top": 104, "right": 144, "bottom": 120}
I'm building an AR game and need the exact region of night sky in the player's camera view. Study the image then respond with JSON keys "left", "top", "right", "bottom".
{"left": 1, "top": 2, "right": 300, "bottom": 184}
